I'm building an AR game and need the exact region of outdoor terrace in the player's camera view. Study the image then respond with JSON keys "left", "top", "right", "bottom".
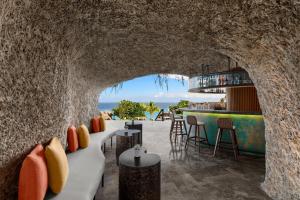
{"left": 96, "top": 120, "right": 270, "bottom": 200}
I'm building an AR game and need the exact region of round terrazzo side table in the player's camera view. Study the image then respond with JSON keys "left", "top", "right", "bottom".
{"left": 115, "top": 129, "right": 141, "bottom": 165}
{"left": 119, "top": 148, "right": 161, "bottom": 200}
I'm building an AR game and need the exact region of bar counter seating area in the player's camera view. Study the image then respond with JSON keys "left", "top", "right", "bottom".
{"left": 171, "top": 67, "right": 265, "bottom": 160}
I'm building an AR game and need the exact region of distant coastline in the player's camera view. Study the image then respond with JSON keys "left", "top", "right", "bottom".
{"left": 98, "top": 102, "right": 177, "bottom": 120}
{"left": 98, "top": 102, "right": 176, "bottom": 112}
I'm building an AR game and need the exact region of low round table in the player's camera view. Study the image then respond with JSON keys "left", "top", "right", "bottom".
{"left": 125, "top": 121, "right": 143, "bottom": 145}
{"left": 115, "top": 129, "right": 141, "bottom": 165}
{"left": 119, "top": 148, "right": 161, "bottom": 200}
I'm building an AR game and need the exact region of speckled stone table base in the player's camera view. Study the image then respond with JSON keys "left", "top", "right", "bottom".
{"left": 119, "top": 164, "right": 161, "bottom": 200}
{"left": 119, "top": 149, "right": 161, "bottom": 200}
{"left": 116, "top": 135, "right": 133, "bottom": 165}
{"left": 116, "top": 129, "right": 141, "bottom": 165}
{"left": 125, "top": 122, "right": 143, "bottom": 145}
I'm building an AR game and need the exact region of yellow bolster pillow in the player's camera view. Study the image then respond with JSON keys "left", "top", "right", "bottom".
{"left": 99, "top": 116, "right": 106, "bottom": 132}
{"left": 77, "top": 124, "right": 90, "bottom": 148}
{"left": 45, "top": 137, "right": 69, "bottom": 194}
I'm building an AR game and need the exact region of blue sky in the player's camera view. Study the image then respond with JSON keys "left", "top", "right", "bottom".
{"left": 99, "top": 74, "right": 225, "bottom": 103}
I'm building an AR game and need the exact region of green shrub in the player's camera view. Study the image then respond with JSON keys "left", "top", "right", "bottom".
{"left": 112, "top": 100, "right": 146, "bottom": 120}
{"left": 169, "top": 100, "right": 189, "bottom": 114}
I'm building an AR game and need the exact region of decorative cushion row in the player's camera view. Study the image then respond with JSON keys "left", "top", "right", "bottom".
{"left": 91, "top": 116, "right": 106, "bottom": 133}
{"left": 19, "top": 123, "right": 91, "bottom": 199}
{"left": 67, "top": 124, "right": 90, "bottom": 151}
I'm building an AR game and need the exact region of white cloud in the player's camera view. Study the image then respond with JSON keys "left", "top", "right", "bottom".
{"left": 162, "top": 74, "right": 189, "bottom": 80}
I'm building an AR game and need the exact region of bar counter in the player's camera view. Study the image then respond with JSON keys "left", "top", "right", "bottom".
{"left": 181, "top": 108, "right": 265, "bottom": 154}
{"left": 182, "top": 108, "right": 262, "bottom": 115}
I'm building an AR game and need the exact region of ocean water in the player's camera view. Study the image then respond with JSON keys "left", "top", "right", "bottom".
{"left": 98, "top": 102, "right": 176, "bottom": 120}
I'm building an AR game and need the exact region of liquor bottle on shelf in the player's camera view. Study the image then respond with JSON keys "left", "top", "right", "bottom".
{"left": 212, "top": 75, "right": 216, "bottom": 86}
{"left": 221, "top": 75, "right": 224, "bottom": 85}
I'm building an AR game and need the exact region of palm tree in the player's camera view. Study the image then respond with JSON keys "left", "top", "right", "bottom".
{"left": 146, "top": 101, "right": 160, "bottom": 120}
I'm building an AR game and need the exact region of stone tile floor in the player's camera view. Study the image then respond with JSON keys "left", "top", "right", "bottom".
{"left": 96, "top": 120, "right": 271, "bottom": 200}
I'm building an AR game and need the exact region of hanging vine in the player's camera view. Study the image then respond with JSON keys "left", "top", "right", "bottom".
{"left": 110, "top": 74, "right": 186, "bottom": 93}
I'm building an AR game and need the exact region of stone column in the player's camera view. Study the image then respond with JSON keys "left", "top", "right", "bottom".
{"left": 247, "top": 62, "right": 300, "bottom": 200}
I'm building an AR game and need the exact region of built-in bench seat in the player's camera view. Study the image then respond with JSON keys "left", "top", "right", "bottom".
{"left": 45, "top": 129, "right": 117, "bottom": 200}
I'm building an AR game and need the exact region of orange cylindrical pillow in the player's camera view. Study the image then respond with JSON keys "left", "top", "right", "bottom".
{"left": 77, "top": 124, "right": 90, "bottom": 148}
{"left": 91, "top": 117, "right": 101, "bottom": 133}
{"left": 67, "top": 126, "right": 78, "bottom": 152}
{"left": 18, "top": 144, "right": 48, "bottom": 200}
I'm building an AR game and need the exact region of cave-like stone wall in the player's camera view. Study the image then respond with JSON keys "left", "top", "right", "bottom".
{"left": 0, "top": 1, "right": 66, "bottom": 197}
{"left": 0, "top": 0, "right": 299, "bottom": 199}
{"left": 0, "top": 1, "right": 100, "bottom": 198}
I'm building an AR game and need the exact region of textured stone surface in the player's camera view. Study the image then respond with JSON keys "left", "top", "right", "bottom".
{"left": 0, "top": 0, "right": 299, "bottom": 199}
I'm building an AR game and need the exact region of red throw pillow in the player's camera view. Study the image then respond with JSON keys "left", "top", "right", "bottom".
{"left": 18, "top": 144, "right": 48, "bottom": 200}
{"left": 67, "top": 126, "right": 79, "bottom": 152}
{"left": 91, "top": 117, "right": 101, "bottom": 133}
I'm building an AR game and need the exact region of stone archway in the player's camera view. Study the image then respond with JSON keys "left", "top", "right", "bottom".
{"left": 0, "top": 1, "right": 299, "bottom": 199}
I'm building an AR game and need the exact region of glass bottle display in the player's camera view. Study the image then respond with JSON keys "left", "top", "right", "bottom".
{"left": 188, "top": 69, "right": 253, "bottom": 94}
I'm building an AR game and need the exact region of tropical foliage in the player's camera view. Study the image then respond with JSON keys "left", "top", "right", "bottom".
{"left": 112, "top": 100, "right": 146, "bottom": 120}
{"left": 169, "top": 100, "right": 189, "bottom": 114}
{"left": 146, "top": 101, "right": 160, "bottom": 120}
{"left": 112, "top": 100, "right": 161, "bottom": 120}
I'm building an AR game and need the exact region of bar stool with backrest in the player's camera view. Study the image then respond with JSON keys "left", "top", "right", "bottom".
{"left": 213, "top": 118, "right": 239, "bottom": 160}
{"left": 185, "top": 115, "right": 209, "bottom": 152}
{"left": 170, "top": 113, "right": 187, "bottom": 144}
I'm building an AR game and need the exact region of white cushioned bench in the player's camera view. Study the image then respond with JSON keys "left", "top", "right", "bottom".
{"left": 45, "top": 129, "right": 117, "bottom": 200}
